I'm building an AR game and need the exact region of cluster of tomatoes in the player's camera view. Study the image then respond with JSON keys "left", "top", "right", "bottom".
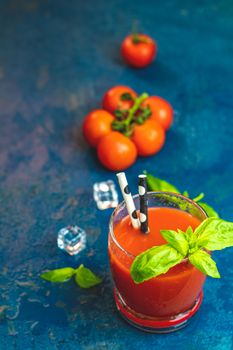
{"left": 83, "top": 85, "right": 173, "bottom": 171}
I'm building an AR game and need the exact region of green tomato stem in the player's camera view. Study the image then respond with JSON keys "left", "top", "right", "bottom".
{"left": 111, "top": 92, "right": 149, "bottom": 136}
{"left": 124, "top": 92, "right": 149, "bottom": 126}
{"left": 132, "top": 33, "right": 148, "bottom": 44}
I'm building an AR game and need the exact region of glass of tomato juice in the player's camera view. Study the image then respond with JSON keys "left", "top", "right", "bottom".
{"left": 108, "top": 192, "right": 207, "bottom": 333}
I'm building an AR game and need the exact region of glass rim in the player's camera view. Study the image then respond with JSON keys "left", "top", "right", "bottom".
{"left": 109, "top": 191, "right": 208, "bottom": 259}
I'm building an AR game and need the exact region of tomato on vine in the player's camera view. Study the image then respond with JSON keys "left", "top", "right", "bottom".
{"left": 97, "top": 131, "right": 137, "bottom": 171}
{"left": 142, "top": 96, "right": 173, "bottom": 130}
{"left": 83, "top": 110, "right": 114, "bottom": 147}
{"left": 82, "top": 85, "right": 174, "bottom": 171}
{"left": 132, "top": 120, "right": 165, "bottom": 156}
{"left": 102, "top": 86, "right": 137, "bottom": 114}
{"left": 121, "top": 34, "right": 157, "bottom": 68}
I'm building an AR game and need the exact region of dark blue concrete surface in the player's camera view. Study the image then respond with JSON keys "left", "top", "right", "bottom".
{"left": 0, "top": 0, "right": 233, "bottom": 349}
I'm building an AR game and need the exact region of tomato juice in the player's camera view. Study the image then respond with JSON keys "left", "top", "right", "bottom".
{"left": 109, "top": 206, "right": 206, "bottom": 318}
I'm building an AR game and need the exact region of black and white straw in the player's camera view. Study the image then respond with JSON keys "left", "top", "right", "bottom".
{"left": 116, "top": 172, "right": 140, "bottom": 229}
{"left": 138, "top": 174, "right": 149, "bottom": 233}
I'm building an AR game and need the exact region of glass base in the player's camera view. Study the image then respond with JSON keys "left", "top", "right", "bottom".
{"left": 114, "top": 288, "right": 203, "bottom": 333}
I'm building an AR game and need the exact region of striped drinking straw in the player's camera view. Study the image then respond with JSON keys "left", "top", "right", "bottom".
{"left": 116, "top": 172, "right": 140, "bottom": 229}
{"left": 138, "top": 174, "right": 149, "bottom": 233}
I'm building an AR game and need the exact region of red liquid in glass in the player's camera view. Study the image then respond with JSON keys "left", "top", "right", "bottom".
{"left": 109, "top": 207, "right": 206, "bottom": 317}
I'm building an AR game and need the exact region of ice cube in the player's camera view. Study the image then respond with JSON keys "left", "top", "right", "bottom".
{"left": 57, "top": 225, "right": 86, "bottom": 256}
{"left": 93, "top": 180, "right": 118, "bottom": 210}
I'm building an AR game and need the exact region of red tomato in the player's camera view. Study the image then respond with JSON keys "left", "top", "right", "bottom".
{"left": 97, "top": 131, "right": 137, "bottom": 171}
{"left": 121, "top": 34, "right": 157, "bottom": 68}
{"left": 83, "top": 109, "right": 114, "bottom": 147}
{"left": 142, "top": 96, "right": 173, "bottom": 130}
{"left": 102, "top": 85, "right": 137, "bottom": 114}
{"left": 131, "top": 120, "right": 165, "bottom": 156}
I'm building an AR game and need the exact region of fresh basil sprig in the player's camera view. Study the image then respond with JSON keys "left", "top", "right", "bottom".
{"left": 131, "top": 217, "right": 233, "bottom": 283}
{"left": 144, "top": 171, "right": 219, "bottom": 218}
{"left": 40, "top": 265, "right": 102, "bottom": 288}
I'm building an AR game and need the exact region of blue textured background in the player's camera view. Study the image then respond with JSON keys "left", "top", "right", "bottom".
{"left": 0, "top": 0, "right": 233, "bottom": 349}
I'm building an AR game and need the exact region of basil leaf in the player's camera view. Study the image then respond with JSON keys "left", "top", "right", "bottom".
{"left": 198, "top": 202, "right": 219, "bottom": 218}
{"left": 192, "top": 192, "right": 205, "bottom": 202}
{"left": 160, "top": 230, "right": 188, "bottom": 256}
{"left": 40, "top": 267, "right": 75, "bottom": 283}
{"left": 183, "top": 190, "right": 189, "bottom": 197}
{"left": 195, "top": 218, "right": 233, "bottom": 251}
{"left": 181, "top": 226, "right": 193, "bottom": 243}
{"left": 75, "top": 264, "right": 102, "bottom": 288}
{"left": 144, "top": 172, "right": 180, "bottom": 193}
{"left": 130, "top": 244, "right": 184, "bottom": 284}
{"left": 181, "top": 226, "right": 199, "bottom": 253}
{"left": 189, "top": 250, "right": 220, "bottom": 278}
